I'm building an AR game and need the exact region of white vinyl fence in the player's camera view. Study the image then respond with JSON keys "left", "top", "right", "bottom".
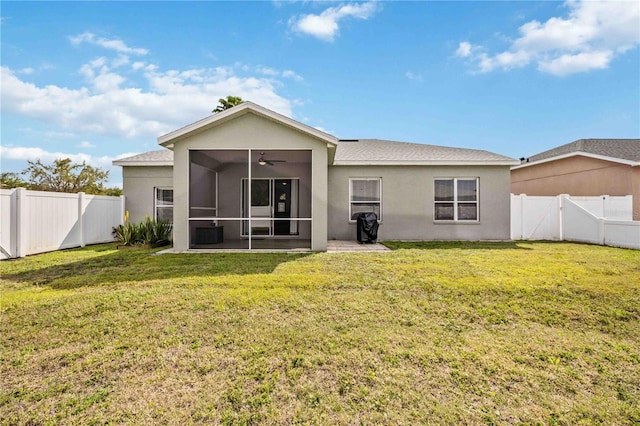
{"left": 511, "top": 194, "right": 639, "bottom": 249}
{"left": 1, "top": 188, "right": 125, "bottom": 259}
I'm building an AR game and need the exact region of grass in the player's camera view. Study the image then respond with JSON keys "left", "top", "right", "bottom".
{"left": 1, "top": 241, "right": 639, "bottom": 425}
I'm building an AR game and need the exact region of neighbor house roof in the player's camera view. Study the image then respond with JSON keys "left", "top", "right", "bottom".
{"left": 333, "top": 139, "right": 518, "bottom": 166}
{"left": 513, "top": 139, "right": 640, "bottom": 169}
{"left": 112, "top": 150, "right": 173, "bottom": 166}
{"left": 157, "top": 101, "right": 338, "bottom": 148}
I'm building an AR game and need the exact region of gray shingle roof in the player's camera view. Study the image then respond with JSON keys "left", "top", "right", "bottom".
{"left": 112, "top": 150, "right": 173, "bottom": 166}
{"left": 334, "top": 139, "right": 517, "bottom": 164}
{"left": 526, "top": 139, "right": 640, "bottom": 163}
{"left": 113, "top": 140, "right": 517, "bottom": 167}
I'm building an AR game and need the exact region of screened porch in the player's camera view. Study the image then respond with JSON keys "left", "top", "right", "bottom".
{"left": 188, "top": 149, "right": 312, "bottom": 250}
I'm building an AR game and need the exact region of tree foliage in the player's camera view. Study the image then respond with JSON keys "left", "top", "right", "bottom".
{"left": 212, "top": 95, "right": 244, "bottom": 113}
{"left": 2, "top": 158, "right": 123, "bottom": 196}
{"left": 0, "top": 173, "right": 29, "bottom": 189}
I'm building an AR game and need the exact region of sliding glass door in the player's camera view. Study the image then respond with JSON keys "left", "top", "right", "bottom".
{"left": 241, "top": 178, "right": 299, "bottom": 237}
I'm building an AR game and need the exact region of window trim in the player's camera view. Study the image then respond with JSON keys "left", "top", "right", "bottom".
{"left": 154, "top": 187, "right": 173, "bottom": 223}
{"left": 433, "top": 178, "right": 479, "bottom": 222}
{"left": 348, "top": 177, "right": 383, "bottom": 222}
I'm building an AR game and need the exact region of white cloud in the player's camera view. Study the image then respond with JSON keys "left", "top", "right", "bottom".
{"left": 405, "top": 71, "right": 423, "bottom": 81}
{"left": 1, "top": 53, "right": 296, "bottom": 140}
{"left": 282, "top": 70, "right": 303, "bottom": 81}
{"left": 18, "top": 128, "right": 77, "bottom": 140}
{"left": 2, "top": 32, "right": 301, "bottom": 176}
{"left": 257, "top": 66, "right": 280, "bottom": 76}
{"left": 78, "top": 141, "right": 96, "bottom": 148}
{"left": 0, "top": 145, "right": 133, "bottom": 168}
{"left": 455, "top": 42, "right": 472, "bottom": 58}
{"left": 69, "top": 32, "right": 149, "bottom": 55}
{"left": 457, "top": 0, "right": 640, "bottom": 76}
{"left": 290, "top": 1, "right": 379, "bottom": 41}
{"left": 112, "top": 54, "right": 130, "bottom": 68}
{"left": 255, "top": 65, "right": 304, "bottom": 81}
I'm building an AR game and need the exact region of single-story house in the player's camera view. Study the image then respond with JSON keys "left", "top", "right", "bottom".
{"left": 511, "top": 139, "right": 640, "bottom": 221}
{"left": 114, "top": 102, "right": 519, "bottom": 251}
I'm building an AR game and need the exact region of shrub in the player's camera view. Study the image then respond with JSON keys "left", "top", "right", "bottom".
{"left": 112, "top": 212, "right": 172, "bottom": 246}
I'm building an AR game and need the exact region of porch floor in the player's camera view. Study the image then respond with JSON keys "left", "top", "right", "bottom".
{"left": 156, "top": 240, "right": 391, "bottom": 254}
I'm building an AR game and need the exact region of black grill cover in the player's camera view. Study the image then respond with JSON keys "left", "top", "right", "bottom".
{"left": 353, "top": 212, "right": 379, "bottom": 244}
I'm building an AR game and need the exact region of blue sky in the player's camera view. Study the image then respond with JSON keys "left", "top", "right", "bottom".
{"left": 2, "top": 1, "right": 639, "bottom": 187}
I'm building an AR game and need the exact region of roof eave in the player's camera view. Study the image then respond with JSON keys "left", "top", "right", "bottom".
{"left": 511, "top": 151, "right": 638, "bottom": 170}
{"left": 333, "top": 160, "right": 520, "bottom": 166}
{"left": 112, "top": 161, "right": 173, "bottom": 167}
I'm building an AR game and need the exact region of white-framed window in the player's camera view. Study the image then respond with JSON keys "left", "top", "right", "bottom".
{"left": 349, "top": 178, "right": 382, "bottom": 221}
{"left": 155, "top": 187, "right": 173, "bottom": 223}
{"left": 434, "top": 178, "right": 478, "bottom": 221}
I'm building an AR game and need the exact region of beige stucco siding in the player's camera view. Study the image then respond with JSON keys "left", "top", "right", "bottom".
{"left": 122, "top": 166, "right": 173, "bottom": 223}
{"left": 633, "top": 167, "right": 640, "bottom": 220}
{"left": 328, "top": 165, "right": 512, "bottom": 241}
{"left": 511, "top": 156, "right": 638, "bottom": 220}
{"left": 171, "top": 112, "right": 329, "bottom": 251}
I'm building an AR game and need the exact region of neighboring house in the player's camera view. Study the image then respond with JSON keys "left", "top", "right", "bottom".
{"left": 114, "top": 102, "right": 518, "bottom": 251}
{"left": 511, "top": 139, "right": 640, "bottom": 221}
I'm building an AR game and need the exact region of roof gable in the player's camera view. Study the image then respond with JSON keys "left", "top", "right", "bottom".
{"left": 157, "top": 102, "right": 338, "bottom": 148}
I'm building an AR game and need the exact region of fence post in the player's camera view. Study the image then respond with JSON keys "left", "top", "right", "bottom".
{"left": 119, "top": 195, "right": 126, "bottom": 225}
{"left": 598, "top": 218, "right": 605, "bottom": 245}
{"left": 78, "top": 192, "right": 86, "bottom": 247}
{"left": 559, "top": 194, "right": 568, "bottom": 241}
{"left": 602, "top": 195, "right": 609, "bottom": 218}
{"left": 15, "top": 188, "right": 28, "bottom": 258}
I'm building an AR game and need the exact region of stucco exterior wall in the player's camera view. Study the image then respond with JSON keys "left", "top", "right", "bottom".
{"left": 122, "top": 166, "right": 173, "bottom": 223}
{"left": 327, "top": 165, "right": 512, "bottom": 241}
{"left": 511, "top": 156, "right": 638, "bottom": 220}
{"left": 171, "top": 112, "right": 329, "bottom": 251}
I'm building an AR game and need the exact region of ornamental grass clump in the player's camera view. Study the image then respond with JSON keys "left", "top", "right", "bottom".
{"left": 112, "top": 211, "right": 172, "bottom": 246}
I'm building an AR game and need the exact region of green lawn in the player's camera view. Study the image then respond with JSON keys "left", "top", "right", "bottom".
{"left": 1, "top": 242, "right": 639, "bottom": 425}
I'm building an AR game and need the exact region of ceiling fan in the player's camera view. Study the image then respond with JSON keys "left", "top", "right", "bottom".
{"left": 257, "top": 152, "right": 286, "bottom": 166}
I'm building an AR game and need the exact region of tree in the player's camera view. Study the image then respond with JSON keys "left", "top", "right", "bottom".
{"left": 212, "top": 95, "right": 244, "bottom": 113}
{"left": 22, "top": 158, "right": 116, "bottom": 195}
{"left": 0, "top": 172, "right": 28, "bottom": 189}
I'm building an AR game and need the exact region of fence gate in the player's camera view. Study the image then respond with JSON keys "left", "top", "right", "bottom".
{"left": 511, "top": 195, "right": 561, "bottom": 240}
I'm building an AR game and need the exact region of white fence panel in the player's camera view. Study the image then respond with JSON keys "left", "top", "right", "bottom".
{"left": 603, "top": 221, "right": 640, "bottom": 250}
{"left": 570, "top": 195, "right": 632, "bottom": 221}
{"left": 562, "top": 199, "right": 603, "bottom": 245}
{"left": 24, "top": 190, "right": 81, "bottom": 254}
{"left": 84, "top": 195, "right": 125, "bottom": 244}
{"left": 0, "top": 188, "right": 124, "bottom": 259}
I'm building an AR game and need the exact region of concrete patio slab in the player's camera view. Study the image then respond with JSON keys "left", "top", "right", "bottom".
{"left": 326, "top": 240, "right": 391, "bottom": 253}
